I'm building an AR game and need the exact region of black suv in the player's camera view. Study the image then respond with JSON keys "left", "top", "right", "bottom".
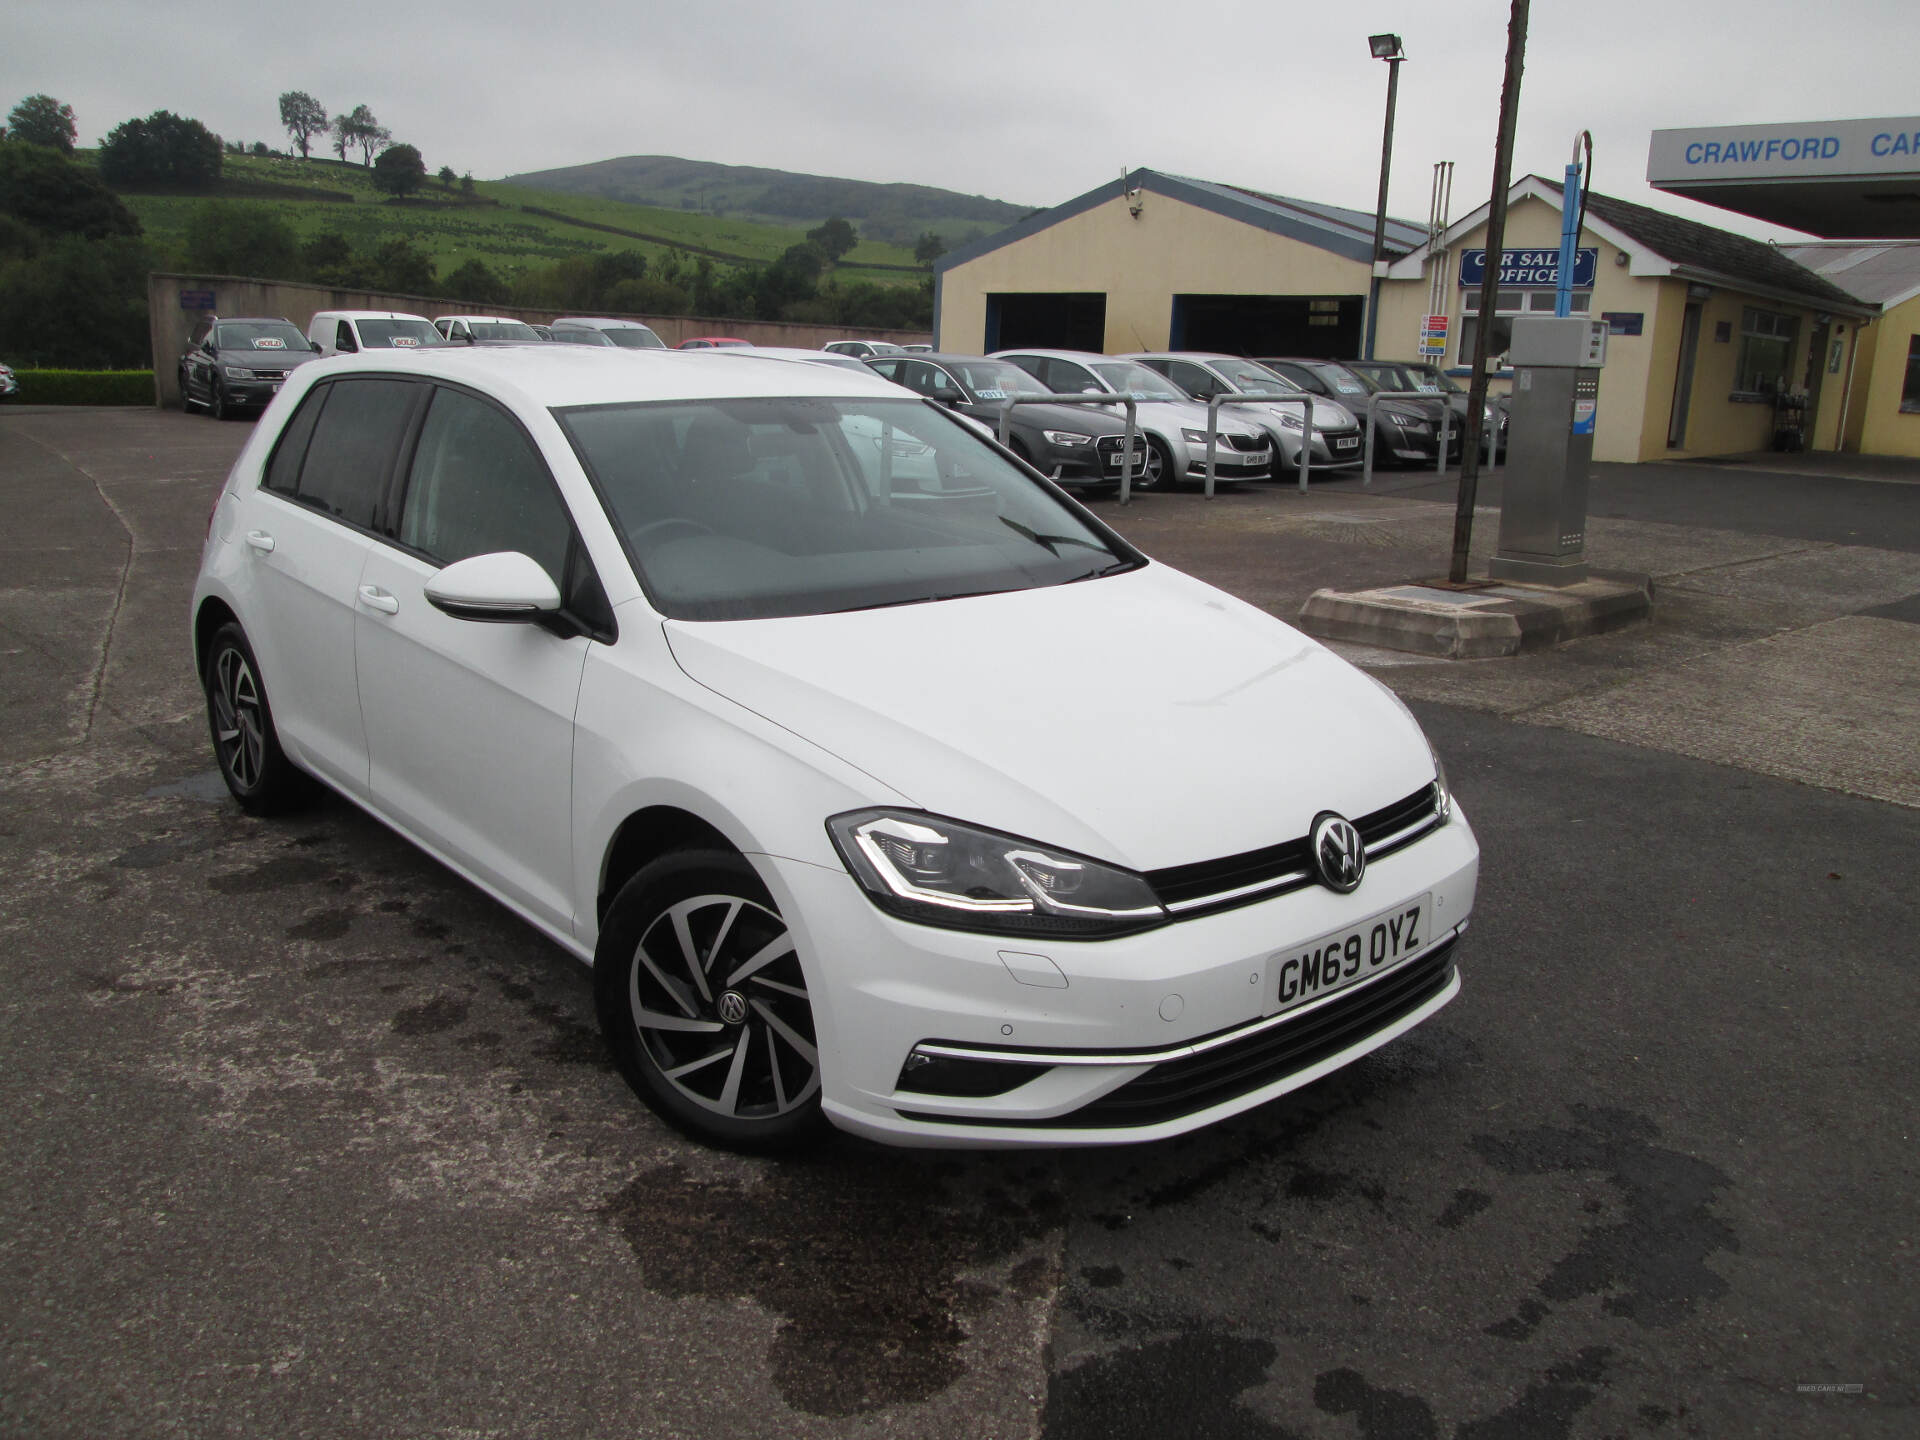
{"left": 179, "top": 318, "right": 320, "bottom": 420}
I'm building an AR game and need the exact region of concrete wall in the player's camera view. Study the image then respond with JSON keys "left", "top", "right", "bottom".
{"left": 146, "top": 272, "right": 930, "bottom": 408}
{"left": 937, "top": 192, "right": 1372, "bottom": 355}
{"left": 1853, "top": 293, "right": 1920, "bottom": 457}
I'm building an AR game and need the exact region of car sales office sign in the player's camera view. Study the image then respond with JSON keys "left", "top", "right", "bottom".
{"left": 1459, "top": 248, "right": 1598, "bottom": 289}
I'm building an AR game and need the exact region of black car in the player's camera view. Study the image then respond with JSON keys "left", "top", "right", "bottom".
{"left": 1348, "top": 359, "right": 1508, "bottom": 457}
{"left": 1256, "top": 357, "right": 1455, "bottom": 467}
{"left": 178, "top": 318, "right": 320, "bottom": 420}
{"left": 865, "top": 354, "right": 1143, "bottom": 488}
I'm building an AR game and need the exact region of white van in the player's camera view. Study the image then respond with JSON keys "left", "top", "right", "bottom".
{"left": 550, "top": 317, "right": 668, "bottom": 350}
{"left": 306, "top": 311, "right": 445, "bottom": 356}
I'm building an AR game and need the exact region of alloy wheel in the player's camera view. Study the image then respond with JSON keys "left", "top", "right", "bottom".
{"left": 627, "top": 893, "right": 820, "bottom": 1121}
{"left": 210, "top": 644, "right": 266, "bottom": 791}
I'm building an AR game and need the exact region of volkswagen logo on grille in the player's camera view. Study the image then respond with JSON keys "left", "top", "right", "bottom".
{"left": 1310, "top": 813, "right": 1366, "bottom": 894}
{"left": 717, "top": 990, "right": 749, "bottom": 1025}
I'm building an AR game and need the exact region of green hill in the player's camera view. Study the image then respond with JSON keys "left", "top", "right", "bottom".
{"left": 503, "top": 154, "right": 1031, "bottom": 248}
{"left": 99, "top": 152, "right": 927, "bottom": 287}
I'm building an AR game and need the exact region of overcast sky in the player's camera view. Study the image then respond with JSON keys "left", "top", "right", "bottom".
{"left": 8, "top": 0, "right": 1916, "bottom": 243}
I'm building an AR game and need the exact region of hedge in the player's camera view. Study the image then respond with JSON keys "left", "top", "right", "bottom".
{"left": 7, "top": 370, "right": 155, "bottom": 405}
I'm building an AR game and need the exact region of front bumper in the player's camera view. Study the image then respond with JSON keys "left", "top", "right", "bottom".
{"left": 758, "top": 808, "right": 1478, "bottom": 1147}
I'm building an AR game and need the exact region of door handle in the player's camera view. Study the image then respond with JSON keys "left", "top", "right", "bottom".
{"left": 244, "top": 530, "right": 275, "bottom": 553}
{"left": 357, "top": 584, "right": 399, "bottom": 615}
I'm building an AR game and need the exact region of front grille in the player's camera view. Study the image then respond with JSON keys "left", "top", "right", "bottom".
{"left": 899, "top": 936, "right": 1458, "bottom": 1131}
{"left": 1145, "top": 784, "right": 1441, "bottom": 917}
{"left": 1223, "top": 433, "right": 1267, "bottom": 453}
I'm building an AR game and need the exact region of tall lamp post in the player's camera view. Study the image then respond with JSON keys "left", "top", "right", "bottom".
{"left": 1363, "top": 32, "right": 1405, "bottom": 361}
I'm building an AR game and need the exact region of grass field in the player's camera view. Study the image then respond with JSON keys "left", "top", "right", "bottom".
{"left": 99, "top": 153, "right": 926, "bottom": 287}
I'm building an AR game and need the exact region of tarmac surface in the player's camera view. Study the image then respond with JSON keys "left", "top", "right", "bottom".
{"left": 2, "top": 407, "right": 1914, "bottom": 1439}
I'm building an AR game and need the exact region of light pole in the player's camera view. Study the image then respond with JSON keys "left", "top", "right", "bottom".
{"left": 1363, "top": 32, "right": 1405, "bottom": 361}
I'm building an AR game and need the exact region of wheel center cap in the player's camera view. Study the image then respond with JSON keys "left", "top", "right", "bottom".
{"left": 717, "top": 990, "right": 749, "bottom": 1025}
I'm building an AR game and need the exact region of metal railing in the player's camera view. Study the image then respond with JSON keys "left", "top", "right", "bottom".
{"left": 1360, "top": 389, "right": 1503, "bottom": 487}
{"left": 1203, "top": 394, "right": 1315, "bottom": 497}
{"left": 998, "top": 393, "right": 1143, "bottom": 502}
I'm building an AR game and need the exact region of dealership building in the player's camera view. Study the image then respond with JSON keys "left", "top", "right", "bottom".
{"left": 932, "top": 116, "right": 1920, "bottom": 461}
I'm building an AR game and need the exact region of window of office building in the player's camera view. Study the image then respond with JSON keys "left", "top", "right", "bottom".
{"left": 1735, "top": 308, "right": 1799, "bottom": 397}
{"left": 1901, "top": 334, "right": 1920, "bottom": 414}
{"left": 1457, "top": 288, "right": 1591, "bottom": 366}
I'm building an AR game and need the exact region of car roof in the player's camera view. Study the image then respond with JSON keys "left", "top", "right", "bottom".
{"left": 313, "top": 310, "right": 431, "bottom": 322}
{"left": 990, "top": 348, "right": 1112, "bottom": 361}
{"left": 305, "top": 343, "right": 910, "bottom": 410}
{"left": 552, "top": 317, "right": 656, "bottom": 328}
{"left": 437, "top": 314, "right": 528, "bottom": 324}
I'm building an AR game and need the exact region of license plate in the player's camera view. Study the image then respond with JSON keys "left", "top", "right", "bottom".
{"left": 1335, "top": 436, "right": 1358, "bottom": 450}
{"left": 270, "top": 381, "right": 282, "bottom": 393}
{"left": 1106, "top": 446, "right": 1143, "bottom": 467}
{"left": 1273, "top": 892, "right": 1432, "bottom": 1013}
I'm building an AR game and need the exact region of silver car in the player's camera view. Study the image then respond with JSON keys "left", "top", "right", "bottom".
{"left": 990, "top": 349, "right": 1273, "bottom": 490}
{"left": 1126, "top": 352, "right": 1366, "bottom": 474}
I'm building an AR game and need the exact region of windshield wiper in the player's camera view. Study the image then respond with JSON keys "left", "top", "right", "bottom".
{"left": 1065, "top": 559, "right": 1140, "bottom": 583}
{"left": 999, "top": 515, "right": 1106, "bottom": 556}
{"left": 838, "top": 588, "right": 1015, "bottom": 613}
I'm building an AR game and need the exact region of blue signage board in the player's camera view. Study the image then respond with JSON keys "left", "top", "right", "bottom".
{"left": 179, "top": 289, "right": 217, "bottom": 311}
{"left": 1459, "top": 248, "right": 1598, "bottom": 288}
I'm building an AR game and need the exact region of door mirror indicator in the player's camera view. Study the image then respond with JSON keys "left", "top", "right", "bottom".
{"left": 423, "top": 551, "right": 562, "bottom": 622}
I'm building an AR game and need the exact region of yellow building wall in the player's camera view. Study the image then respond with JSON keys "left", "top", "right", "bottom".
{"left": 1841, "top": 321, "right": 1878, "bottom": 451}
{"left": 937, "top": 191, "right": 1371, "bottom": 355}
{"left": 1853, "top": 294, "right": 1920, "bottom": 458}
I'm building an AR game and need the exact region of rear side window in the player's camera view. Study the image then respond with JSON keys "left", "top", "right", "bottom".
{"left": 294, "top": 378, "right": 422, "bottom": 529}
{"left": 397, "top": 386, "right": 574, "bottom": 588}
{"left": 262, "top": 383, "right": 329, "bottom": 496}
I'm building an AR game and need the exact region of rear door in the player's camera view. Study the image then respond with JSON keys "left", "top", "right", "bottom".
{"left": 235, "top": 376, "right": 425, "bottom": 793}
{"left": 353, "top": 383, "right": 600, "bottom": 935}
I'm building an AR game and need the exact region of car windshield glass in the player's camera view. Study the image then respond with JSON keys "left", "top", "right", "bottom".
{"left": 945, "top": 360, "right": 1052, "bottom": 401}
{"left": 603, "top": 327, "right": 666, "bottom": 349}
{"left": 558, "top": 397, "right": 1139, "bottom": 621}
{"left": 469, "top": 321, "right": 542, "bottom": 341}
{"left": 1412, "top": 366, "right": 1462, "bottom": 394}
{"left": 357, "top": 319, "right": 444, "bottom": 349}
{"left": 214, "top": 322, "right": 309, "bottom": 351}
{"left": 1212, "top": 359, "right": 1298, "bottom": 395}
{"left": 554, "top": 330, "right": 617, "bottom": 346}
{"left": 1089, "top": 362, "right": 1185, "bottom": 402}
{"left": 804, "top": 354, "right": 868, "bottom": 371}
{"left": 1309, "top": 363, "right": 1374, "bottom": 396}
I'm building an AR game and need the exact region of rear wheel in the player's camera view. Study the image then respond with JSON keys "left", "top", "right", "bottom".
{"left": 202, "top": 621, "right": 310, "bottom": 814}
{"left": 595, "top": 850, "right": 826, "bottom": 1153}
{"left": 179, "top": 368, "right": 203, "bottom": 412}
{"left": 1136, "top": 435, "right": 1177, "bottom": 491}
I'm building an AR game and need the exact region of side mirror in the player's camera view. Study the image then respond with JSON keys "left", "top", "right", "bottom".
{"left": 932, "top": 387, "right": 964, "bottom": 406}
{"left": 424, "top": 552, "right": 561, "bottom": 622}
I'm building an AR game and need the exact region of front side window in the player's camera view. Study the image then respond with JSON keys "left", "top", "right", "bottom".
{"left": 291, "top": 378, "right": 423, "bottom": 529}
{"left": 559, "top": 397, "right": 1139, "bottom": 622}
{"left": 1735, "top": 308, "right": 1800, "bottom": 397}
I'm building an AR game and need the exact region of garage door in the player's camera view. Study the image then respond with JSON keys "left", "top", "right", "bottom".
{"left": 985, "top": 293, "right": 1108, "bottom": 352}
{"left": 1171, "top": 295, "right": 1363, "bottom": 358}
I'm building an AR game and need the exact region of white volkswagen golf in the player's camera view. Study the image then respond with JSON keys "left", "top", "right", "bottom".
{"left": 192, "top": 345, "right": 1478, "bottom": 1151}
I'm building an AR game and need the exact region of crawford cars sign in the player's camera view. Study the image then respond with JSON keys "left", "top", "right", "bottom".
{"left": 1649, "top": 117, "right": 1920, "bottom": 182}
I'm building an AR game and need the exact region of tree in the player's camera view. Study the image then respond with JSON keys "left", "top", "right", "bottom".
{"left": 0, "top": 141, "right": 141, "bottom": 240}
{"left": 459, "top": 172, "right": 475, "bottom": 196}
{"left": 98, "top": 111, "right": 223, "bottom": 188}
{"left": 300, "top": 230, "right": 360, "bottom": 284}
{"left": 371, "top": 142, "right": 425, "bottom": 198}
{"left": 437, "top": 165, "right": 456, "bottom": 188}
{"left": 185, "top": 201, "right": 299, "bottom": 279}
{"left": 332, "top": 106, "right": 388, "bottom": 166}
{"left": 277, "top": 91, "right": 328, "bottom": 159}
{"left": 913, "top": 231, "right": 947, "bottom": 266}
{"left": 0, "top": 234, "right": 151, "bottom": 368}
{"left": 442, "top": 258, "right": 505, "bottom": 304}
{"left": 372, "top": 237, "right": 434, "bottom": 295}
{"left": 7, "top": 94, "right": 78, "bottom": 153}
{"left": 805, "top": 216, "right": 858, "bottom": 262}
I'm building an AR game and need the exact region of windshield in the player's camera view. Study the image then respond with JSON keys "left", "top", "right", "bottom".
{"left": 1212, "top": 359, "right": 1299, "bottom": 395}
{"left": 358, "top": 319, "right": 445, "bottom": 349}
{"left": 470, "top": 321, "right": 542, "bottom": 341}
{"left": 945, "top": 359, "right": 1052, "bottom": 401}
{"left": 552, "top": 329, "right": 617, "bottom": 346}
{"left": 1089, "top": 361, "right": 1186, "bottom": 402}
{"left": 1307, "top": 362, "right": 1373, "bottom": 397}
{"left": 558, "top": 397, "right": 1138, "bottom": 621}
{"left": 214, "top": 321, "right": 309, "bottom": 352}
{"left": 604, "top": 327, "right": 666, "bottom": 350}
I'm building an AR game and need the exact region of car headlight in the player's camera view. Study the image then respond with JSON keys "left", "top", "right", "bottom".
{"left": 1043, "top": 430, "right": 1091, "bottom": 446}
{"left": 828, "top": 810, "right": 1166, "bottom": 937}
{"left": 1430, "top": 748, "right": 1452, "bottom": 823}
{"left": 1181, "top": 428, "right": 1210, "bottom": 445}
{"left": 222, "top": 366, "right": 254, "bottom": 380}
{"left": 1277, "top": 413, "right": 1304, "bottom": 430}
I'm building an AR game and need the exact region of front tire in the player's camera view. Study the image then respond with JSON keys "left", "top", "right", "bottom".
{"left": 210, "top": 380, "right": 231, "bottom": 421}
{"left": 202, "top": 621, "right": 309, "bottom": 814}
{"left": 1136, "top": 436, "right": 1178, "bottom": 491}
{"left": 179, "top": 368, "right": 203, "bottom": 412}
{"left": 594, "top": 850, "right": 826, "bottom": 1153}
